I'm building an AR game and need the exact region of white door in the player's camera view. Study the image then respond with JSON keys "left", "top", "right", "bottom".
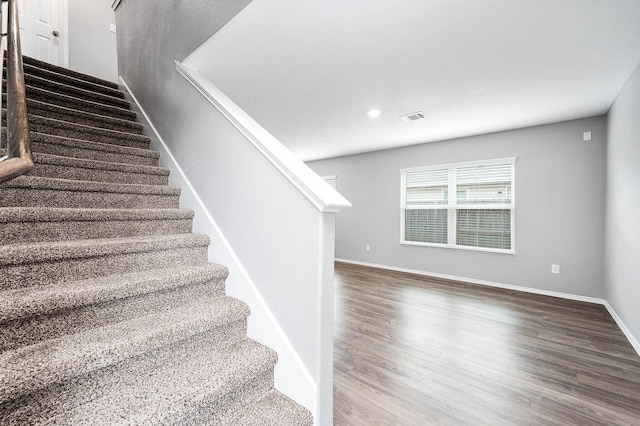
{"left": 15, "top": 0, "right": 67, "bottom": 66}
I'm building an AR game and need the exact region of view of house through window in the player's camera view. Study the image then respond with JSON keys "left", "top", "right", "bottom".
{"left": 401, "top": 158, "right": 515, "bottom": 253}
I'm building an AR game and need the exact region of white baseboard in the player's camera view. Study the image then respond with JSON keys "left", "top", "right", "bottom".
{"left": 603, "top": 301, "right": 640, "bottom": 356}
{"left": 336, "top": 258, "right": 640, "bottom": 356}
{"left": 336, "top": 258, "right": 605, "bottom": 304}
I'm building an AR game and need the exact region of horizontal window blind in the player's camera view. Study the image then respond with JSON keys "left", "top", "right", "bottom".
{"left": 322, "top": 175, "right": 337, "bottom": 190}
{"left": 404, "top": 209, "right": 448, "bottom": 244}
{"left": 405, "top": 168, "right": 448, "bottom": 206}
{"left": 457, "top": 163, "right": 512, "bottom": 205}
{"left": 456, "top": 209, "right": 511, "bottom": 250}
{"left": 401, "top": 158, "right": 515, "bottom": 253}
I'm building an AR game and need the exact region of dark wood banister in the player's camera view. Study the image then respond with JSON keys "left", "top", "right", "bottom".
{"left": 0, "top": 0, "right": 33, "bottom": 183}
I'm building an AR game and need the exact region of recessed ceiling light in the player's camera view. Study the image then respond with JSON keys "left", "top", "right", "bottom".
{"left": 367, "top": 109, "right": 381, "bottom": 118}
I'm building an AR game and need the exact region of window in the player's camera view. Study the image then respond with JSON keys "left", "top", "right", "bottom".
{"left": 401, "top": 158, "right": 515, "bottom": 253}
{"left": 323, "top": 175, "right": 337, "bottom": 190}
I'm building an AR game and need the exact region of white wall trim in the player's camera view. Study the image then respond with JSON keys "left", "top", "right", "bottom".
{"left": 119, "top": 76, "right": 318, "bottom": 412}
{"left": 336, "top": 258, "right": 640, "bottom": 356}
{"left": 603, "top": 301, "right": 640, "bottom": 356}
{"left": 175, "top": 61, "right": 351, "bottom": 214}
{"left": 336, "top": 258, "right": 605, "bottom": 303}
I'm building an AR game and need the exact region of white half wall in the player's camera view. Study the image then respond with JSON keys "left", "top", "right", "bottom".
{"left": 119, "top": 71, "right": 343, "bottom": 424}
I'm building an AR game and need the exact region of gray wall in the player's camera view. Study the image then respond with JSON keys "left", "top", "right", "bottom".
{"left": 68, "top": 0, "right": 118, "bottom": 82}
{"left": 605, "top": 63, "right": 640, "bottom": 343}
{"left": 115, "top": 0, "right": 253, "bottom": 123}
{"left": 309, "top": 116, "right": 607, "bottom": 298}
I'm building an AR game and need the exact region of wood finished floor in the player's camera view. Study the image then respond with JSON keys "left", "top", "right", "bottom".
{"left": 333, "top": 262, "right": 640, "bottom": 425}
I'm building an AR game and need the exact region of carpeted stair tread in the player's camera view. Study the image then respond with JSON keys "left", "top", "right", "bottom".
{"left": 25, "top": 152, "right": 169, "bottom": 185}
{"left": 0, "top": 207, "right": 194, "bottom": 244}
{"left": 0, "top": 296, "right": 251, "bottom": 404}
{"left": 30, "top": 151, "right": 167, "bottom": 175}
{"left": 0, "top": 267, "right": 231, "bottom": 353}
{"left": 0, "top": 206, "right": 192, "bottom": 223}
{"left": 0, "top": 175, "right": 179, "bottom": 196}
{"left": 3, "top": 79, "right": 129, "bottom": 115}
{"left": 0, "top": 175, "right": 181, "bottom": 209}
{"left": 18, "top": 83, "right": 137, "bottom": 121}
{"left": 4, "top": 111, "right": 151, "bottom": 149}
{"left": 6, "top": 61, "right": 125, "bottom": 98}
{"left": 222, "top": 389, "right": 314, "bottom": 426}
{"left": 6, "top": 95, "right": 145, "bottom": 134}
{"left": 15, "top": 62, "right": 121, "bottom": 96}
{"left": 19, "top": 54, "right": 120, "bottom": 90}
{"left": 31, "top": 151, "right": 167, "bottom": 175}
{"left": 14, "top": 131, "right": 160, "bottom": 166}
{"left": 0, "top": 263, "right": 229, "bottom": 329}
{"left": 33, "top": 339, "right": 277, "bottom": 425}
{"left": 0, "top": 236, "right": 209, "bottom": 291}
{"left": 0, "top": 233, "right": 209, "bottom": 267}
{"left": 21, "top": 73, "right": 128, "bottom": 107}
{"left": 20, "top": 71, "right": 125, "bottom": 102}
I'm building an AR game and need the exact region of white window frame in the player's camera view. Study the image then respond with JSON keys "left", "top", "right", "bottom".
{"left": 400, "top": 157, "right": 516, "bottom": 254}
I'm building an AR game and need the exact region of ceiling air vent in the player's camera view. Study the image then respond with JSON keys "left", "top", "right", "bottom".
{"left": 400, "top": 111, "right": 426, "bottom": 122}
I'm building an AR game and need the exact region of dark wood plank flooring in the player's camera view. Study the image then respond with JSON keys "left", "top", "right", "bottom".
{"left": 333, "top": 262, "right": 640, "bottom": 425}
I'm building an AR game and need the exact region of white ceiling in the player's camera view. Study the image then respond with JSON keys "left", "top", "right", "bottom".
{"left": 187, "top": 0, "right": 640, "bottom": 162}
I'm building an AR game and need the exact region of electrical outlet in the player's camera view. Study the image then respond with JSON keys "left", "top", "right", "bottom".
{"left": 551, "top": 264, "right": 560, "bottom": 274}
{"left": 365, "top": 244, "right": 371, "bottom": 252}
{"left": 583, "top": 131, "right": 592, "bottom": 141}
{"left": 110, "top": 23, "right": 117, "bottom": 33}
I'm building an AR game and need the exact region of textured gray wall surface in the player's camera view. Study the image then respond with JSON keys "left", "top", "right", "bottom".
{"left": 309, "top": 116, "right": 607, "bottom": 298}
{"left": 115, "top": 0, "right": 253, "bottom": 131}
{"left": 606, "top": 63, "right": 640, "bottom": 343}
{"left": 69, "top": 0, "right": 118, "bottom": 82}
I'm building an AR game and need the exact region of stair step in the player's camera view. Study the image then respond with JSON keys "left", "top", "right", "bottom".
{"left": 0, "top": 295, "right": 251, "bottom": 405}
{"left": 19, "top": 54, "right": 120, "bottom": 90}
{"left": 0, "top": 233, "right": 209, "bottom": 290}
{"left": 25, "top": 152, "right": 169, "bottom": 185}
{"left": 0, "top": 175, "right": 181, "bottom": 209}
{"left": 221, "top": 390, "right": 314, "bottom": 425}
{"left": 6, "top": 95, "right": 144, "bottom": 134}
{"left": 2, "top": 111, "right": 151, "bottom": 149}
{"left": 19, "top": 72, "right": 127, "bottom": 108}
{"left": 17, "top": 70, "right": 129, "bottom": 101}
{"left": 0, "top": 207, "right": 193, "bottom": 244}
{"left": 19, "top": 83, "right": 136, "bottom": 121}
{"left": 0, "top": 264, "right": 230, "bottom": 351}
{"left": 1, "top": 338, "right": 276, "bottom": 424}
{"left": 1, "top": 264, "right": 227, "bottom": 324}
{"left": 7, "top": 61, "right": 124, "bottom": 98}
{"left": 11, "top": 131, "right": 160, "bottom": 167}
{"left": 0, "top": 54, "right": 310, "bottom": 424}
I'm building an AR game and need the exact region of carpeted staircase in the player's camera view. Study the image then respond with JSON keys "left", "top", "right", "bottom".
{"left": 0, "top": 56, "right": 313, "bottom": 425}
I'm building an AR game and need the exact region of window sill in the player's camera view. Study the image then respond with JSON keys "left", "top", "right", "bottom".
{"left": 401, "top": 241, "right": 515, "bottom": 255}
